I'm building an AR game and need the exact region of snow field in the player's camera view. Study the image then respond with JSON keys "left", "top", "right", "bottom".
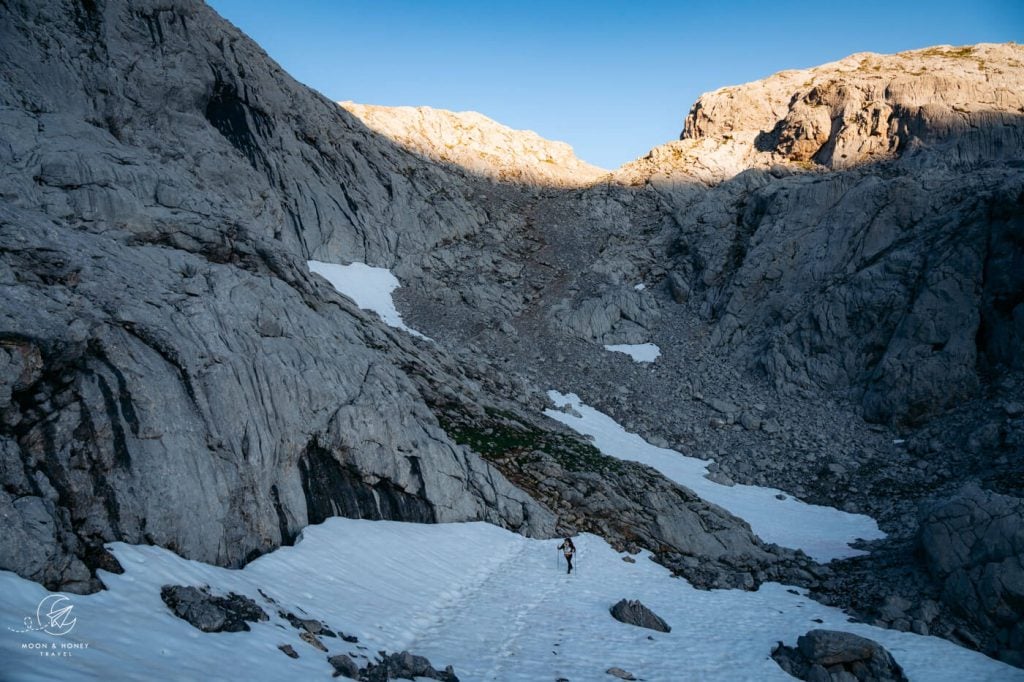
{"left": 1, "top": 519, "right": 1018, "bottom": 681}
{"left": 545, "top": 390, "right": 886, "bottom": 562}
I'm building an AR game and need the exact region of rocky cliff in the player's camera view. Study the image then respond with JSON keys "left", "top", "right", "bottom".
{"left": 0, "top": 0, "right": 563, "bottom": 593}
{"left": 340, "top": 102, "right": 606, "bottom": 187}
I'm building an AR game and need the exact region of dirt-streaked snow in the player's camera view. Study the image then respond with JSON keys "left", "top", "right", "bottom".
{"left": 307, "top": 260, "right": 428, "bottom": 339}
{"left": 1, "top": 519, "right": 1018, "bottom": 681}
{"left": 545, "top": 390, "right": 885, "bottom": 561}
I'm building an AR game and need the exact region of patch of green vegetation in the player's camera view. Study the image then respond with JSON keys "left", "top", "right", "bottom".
{"left": 437, "top": 406, "right": 626, "bottom": 474}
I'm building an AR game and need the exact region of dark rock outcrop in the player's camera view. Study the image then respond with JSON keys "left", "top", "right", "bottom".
{"left": 278, "top": 609, "right": 350, "bottom": 640}
{"left": 160, "top": 585, "right": 267, "bottom": 633}
{"left": 772, "top": 629, "right": 908, "bottom": 682}
{"left": 362, "top": 651, "right": 459, "bottom": 682}
{"left": 919, "top": 484, "right": 1024, "bottom": 666}
{"left": 609, "top": 599, "right": 671, "bottom": 632}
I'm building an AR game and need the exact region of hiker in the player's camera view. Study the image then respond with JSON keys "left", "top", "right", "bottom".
{"left": 559, "top": 537, "right": 576, "bottom": 574}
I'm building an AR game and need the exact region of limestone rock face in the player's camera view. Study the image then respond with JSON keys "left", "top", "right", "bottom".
{"left": 341, "top": 102, "right": 607, "bottom": 187}
{"left": 0, "top": 1, "right": 493, "bottom": 270}
{"left": 3, "top": 2, "right": 1023, "bottom": 671}
{"left": 551, "top": 287, "right": 661, "bottom": 344}
{"left": 0, "top": 0, "right": 554, "bottom": 592}
{"left": 377, "top": 40, "right": 1023, "bottom": 661}
{"left": 694, "top": 166, "right": 1023, "bottom": 425}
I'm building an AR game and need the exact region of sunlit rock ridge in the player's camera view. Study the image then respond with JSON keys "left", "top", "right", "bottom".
{"left": 616, "top": 42, "right": 1024, "bottom": 185}
{"left": 341, "top": 101, "right": 607, "bottom": 187}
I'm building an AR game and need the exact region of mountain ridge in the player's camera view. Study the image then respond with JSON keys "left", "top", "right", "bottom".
{"left": 612, "top": 41, "right": 1024, "bottom": 185}
{"left": 340, "top": 101, "right": 608, "bottom": 187}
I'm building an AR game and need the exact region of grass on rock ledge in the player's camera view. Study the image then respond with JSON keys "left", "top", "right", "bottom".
{"left": 437, "top": 406, "right": 626, "bottom": 475}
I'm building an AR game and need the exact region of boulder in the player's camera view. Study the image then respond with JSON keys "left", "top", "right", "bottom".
{"left": 609, "top": 599, "right": 671, "bottom": 633}
{"left": 299, "top": 631, "right": 327, "bottom": 652}
{"left": 708, "top": 398, "right": 739, "bottom": 417}
{"left": 667, "top": 272, "right": 691, "bottom": 304}
{"left": 772, "top": 630, "right": 908, "bottom": 681}
{"left": 551, "top": 288, "right": 661, "bottom": 344}
{"left": 327, "top": 654, "right": 360, "bottom": 679}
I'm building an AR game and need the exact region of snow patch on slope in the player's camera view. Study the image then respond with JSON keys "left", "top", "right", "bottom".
{"left": 604, "top": 343, "right": 661, "bottom": 363}
{"left": 307, "top": 260, "right": 428, "bottom": 339}
{"left": 1, "top": 519, "right": 1018, "bottom": 682}
{"left": 545, "top": 390, "right": 885, "bottom": 562}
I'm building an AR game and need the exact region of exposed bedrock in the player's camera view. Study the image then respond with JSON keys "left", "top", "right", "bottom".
{"left": 0, "top": 217, "right": 553, "bottom": 592}
{"left": 0, "top": 0, "right": 555, "bottom": 592}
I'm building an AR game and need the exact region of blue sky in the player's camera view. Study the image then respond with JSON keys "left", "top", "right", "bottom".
{"left": 208, "top": 1, "right": 1023, "bottom": 169}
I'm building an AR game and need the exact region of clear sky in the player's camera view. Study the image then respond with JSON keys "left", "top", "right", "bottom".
{"left": 207, "top": 1, "right": 1023, "bottom": 169}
